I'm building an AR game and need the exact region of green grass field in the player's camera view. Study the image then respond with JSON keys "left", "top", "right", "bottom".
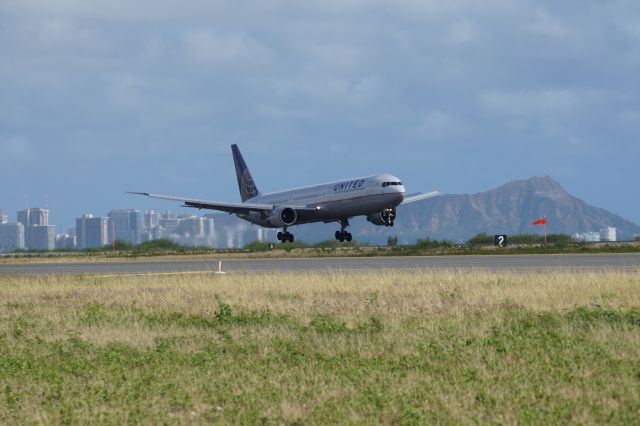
{"left": 1, "top": 270, "right": 639, "bottom": 424}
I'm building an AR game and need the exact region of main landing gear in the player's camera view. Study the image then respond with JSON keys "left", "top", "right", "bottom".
{"left": 335, "top": 218, "right": 352, "bottom": 242}
{"left": 277, "top": 229, "right": 294, "bottom": 243}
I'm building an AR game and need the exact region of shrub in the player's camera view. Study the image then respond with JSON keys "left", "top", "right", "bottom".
{"left": 244, "top": 240, "right": 273, "bottom": 251}
{"left": 467, "top": 233, "right": 494, "bottom": 246}
{"left": 415, "top": 237, "right": 454, "bottom": 249}
{"left": 137, "top": 239, "right": 182, "bottom": 252}
{"left": 313, "top": 240, "right": 357, "bottom": 248}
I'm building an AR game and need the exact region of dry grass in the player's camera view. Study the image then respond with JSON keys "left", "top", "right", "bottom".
{"left": 1, "top": 270, "right": 639, "bottom": 424}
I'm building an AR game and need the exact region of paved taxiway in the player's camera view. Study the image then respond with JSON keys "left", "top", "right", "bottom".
{"left": 1, "top": 254, "right": 639, "bottom": 275}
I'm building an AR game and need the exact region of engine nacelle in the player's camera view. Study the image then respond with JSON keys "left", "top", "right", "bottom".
{"left": 267, "top": 207, "right": 298, "bottom": 227}
{"left": 367, "top": 208, "right": 396, "bottom": 227}
{"left": 366, "top": 212, "right": 387, "bottom": 226}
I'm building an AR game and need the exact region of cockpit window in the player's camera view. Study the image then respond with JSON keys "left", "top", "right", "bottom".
{"left": 383, "top": 181, "right": 403, "bottom": 187}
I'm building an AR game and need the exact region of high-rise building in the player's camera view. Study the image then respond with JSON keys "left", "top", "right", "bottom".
{"left": 76, "top": 214, "right": 109, "bottom": 249}
{"left": 573, "top": 232, "right": 600, "bottom": 242}
{"left": 144, "top": 210, "right": 160, "bottom": 229}
{"left": 600, "top": 226, "right": 617, "bottom": 242}
{"left": 162, "top": 210, "right": 177, "bottom": 220}
{"left": 56, "top": 233, "right": 76, "bottom": 250}
{"left": 30, "top": 225, "right": 55, "bottom": 250}
{"left": 203, "top": 217, "right": 215, "bottom": 243}
{"left": 0, "top": 209, "right": 8, "bottom": 224}
{"left": 0, "top": 223, "right": 25, "bottom": 252}
{"left": 107, "top": 209, "right": 142, "bottom": 245}
{"left": 17, "top": 208, "right": 50, "bottom": 249}
{"left": 179, "top": 216, "right": 204, "bottom": 238}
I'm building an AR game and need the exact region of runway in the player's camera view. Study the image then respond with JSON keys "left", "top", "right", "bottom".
{"left": 1, "top": 253, "right": 640, "bottom": 275}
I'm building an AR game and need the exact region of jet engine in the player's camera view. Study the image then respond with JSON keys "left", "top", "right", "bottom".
{"left": 267, "top": 207, "right": 298, "bottom": 227}
{"left": 366, "top": 208, "right": 396, "bottom": 227}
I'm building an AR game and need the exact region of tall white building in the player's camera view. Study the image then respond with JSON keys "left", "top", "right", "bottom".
{"left": 0, "top": 209, "right": 7, "bottom": 224}
{"left": 30, "top": 225, "right": 55, "bottom": 250}
{"left": 56, "top": 233, "right": 76, "bottom": 250}
{"left": 108, "top": 209, "right": 142, "bottom": 245}
{"left": 144, "top": 210, "right": 160, "bottom": 229}
{"left": 573, "top": 232, "right": 600, "bottom": 242}
{"left": 76, "top": 214, "right": 109, "bottom": 249}
{"left": 600, "top": 226, "right": 617, "bottom": 242}
{"left": 0, "top": 223, "right": 25, "bottom": 252}
{"left": 17, "top": 208, "right": 52, "bottom": 249}
{"left": 203, "top": 217, "right": 215, "bottom": 245}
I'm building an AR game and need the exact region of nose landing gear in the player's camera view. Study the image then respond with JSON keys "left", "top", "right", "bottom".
{"left": 382, "top": 208, "right": 396, "bottom": 227}
{"left": 335, "top": 218, "right": 352, "bottom": 242}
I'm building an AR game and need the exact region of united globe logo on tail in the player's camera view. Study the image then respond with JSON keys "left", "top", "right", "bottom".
{"left": 241, "top": 169, "right": 258, "bottom": 201}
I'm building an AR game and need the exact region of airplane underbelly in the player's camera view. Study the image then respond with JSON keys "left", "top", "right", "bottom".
{"left": 236, "top": 193, "right": 403, "bottom": 227}
{"left": 318, "top": 193, "right": 402, "bottom": 219}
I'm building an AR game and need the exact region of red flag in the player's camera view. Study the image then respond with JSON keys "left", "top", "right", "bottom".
{"left": 532, "top": 217, "right": 547, "bottom": 225}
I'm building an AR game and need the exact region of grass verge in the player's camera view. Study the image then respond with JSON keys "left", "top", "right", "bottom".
{"left": 1, "top": 270, "right": 639, "bottom": 424}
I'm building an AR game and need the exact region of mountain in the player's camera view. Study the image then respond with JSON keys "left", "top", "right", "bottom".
{"left": 385, "top": 176, "right": 640, "bottom": 243}
{"left": 207, "top": 176, "right": 640, "bottom": 246}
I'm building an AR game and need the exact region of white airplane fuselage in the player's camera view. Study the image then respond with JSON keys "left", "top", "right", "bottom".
{"left": 130, "top": 144, "right": 438, "bottom": 243}
{"left": 239, "top": 174, "right": 405, "bottom": 228}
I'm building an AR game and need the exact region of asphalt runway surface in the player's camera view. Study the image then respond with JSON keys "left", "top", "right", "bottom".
{"left": 1, "top": 254, "right": 640, "bottom": 275}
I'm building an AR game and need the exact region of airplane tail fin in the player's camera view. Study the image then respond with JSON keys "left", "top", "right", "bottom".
{"left": 231, "top": 144, "right": 260, "bottom": 202}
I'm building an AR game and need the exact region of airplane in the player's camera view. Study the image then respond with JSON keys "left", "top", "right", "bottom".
{"left": 129, "top": 144, "right": 440, "bottom": 243}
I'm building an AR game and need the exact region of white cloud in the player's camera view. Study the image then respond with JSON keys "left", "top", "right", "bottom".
{"left": 103, "top": 74, "right": 146, "bottom": 111}
{"left": 477, "top": 90, "right": 580, "bottom": 118}
{"left": 182, "top": 29, "right": 272, "bottom": 69}
{"left": 445, "top": 20, "right": 479, "bottom": 45}
{"left": 307, "top": 43, "right": 368, "bottom": 74}
{"left": 527, "top": 10, "right": 573, "bottom": 39}
{"left": 416, "top": 110, "right": 453, "bottom": 139}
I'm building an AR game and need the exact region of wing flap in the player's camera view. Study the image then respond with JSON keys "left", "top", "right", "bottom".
{"left": 127, "top": 192, "right": 274, "bottom": 215}
{"left": 127, "top": 192, "right": 318, "bottom": 217}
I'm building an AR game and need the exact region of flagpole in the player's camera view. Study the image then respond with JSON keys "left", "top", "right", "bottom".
{"left": 544, "top": 215, "right": 547, "bottom": 245}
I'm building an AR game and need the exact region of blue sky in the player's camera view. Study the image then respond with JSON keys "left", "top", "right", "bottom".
{"left": 1, "top": 0, "right": 639, "bottom": 231}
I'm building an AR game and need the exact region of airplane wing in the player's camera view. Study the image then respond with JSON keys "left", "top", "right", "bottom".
{"left": 401, "top": 190, "right": 441, "bottom": 205}
{"left": 127, "top": 192, "right": 275, "bottom": 215}
{"left": 127, "top": 192, "right": 318, "bottom": 216}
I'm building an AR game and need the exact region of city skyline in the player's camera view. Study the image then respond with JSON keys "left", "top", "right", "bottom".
{"left": 0, "top": 188, "right": 635, "bottom": 251}
{"left": 0, "top": 205, "right": 258, "bottom": 251}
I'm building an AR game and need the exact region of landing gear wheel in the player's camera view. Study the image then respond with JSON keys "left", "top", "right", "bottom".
{"left": 278, "top": 230, "right": 294, "bottom": 243}
{"left": 335, "top": 218, "right": 352, "bottom": 243}
{"left": 382, "top": 208, "right": 397, "bottom": 227}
